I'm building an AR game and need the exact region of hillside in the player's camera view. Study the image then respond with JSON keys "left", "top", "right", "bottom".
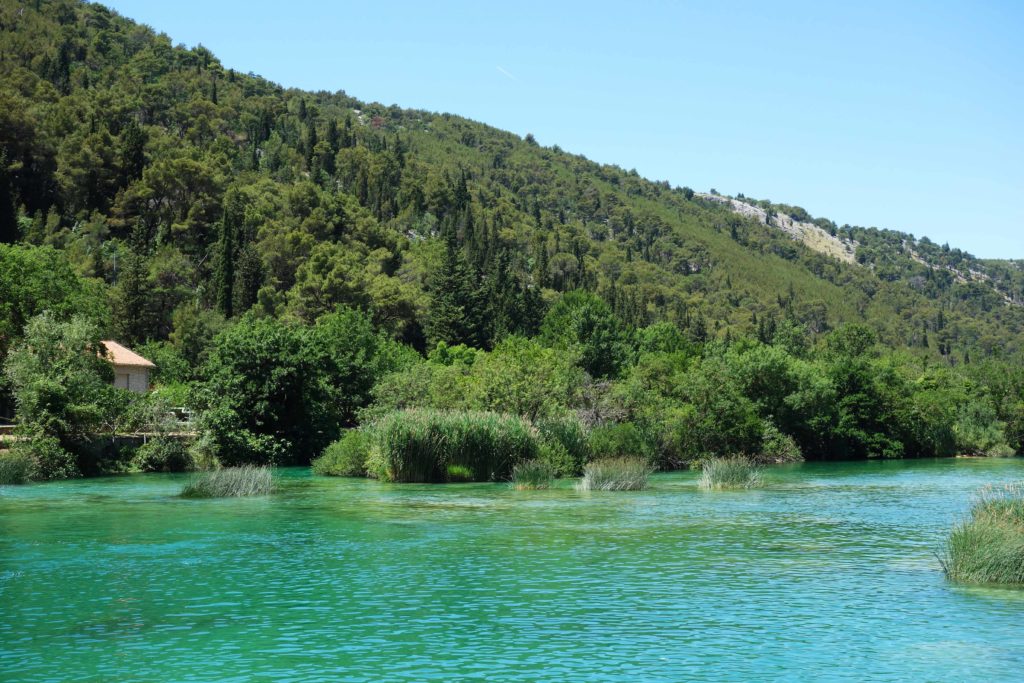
{"left": 0, "top": 0, "right": 1022, "bottom": 364}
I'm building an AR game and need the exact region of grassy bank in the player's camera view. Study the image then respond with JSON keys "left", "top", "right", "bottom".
{"left": 941, "top": 482, "right": 1024, "bottom": 585}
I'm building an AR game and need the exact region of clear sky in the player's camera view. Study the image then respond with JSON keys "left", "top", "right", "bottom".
{"left": 103, "top": 0, "right": 1022, "bottom": 258}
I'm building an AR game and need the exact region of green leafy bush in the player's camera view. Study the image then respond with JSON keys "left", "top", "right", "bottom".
{"left": 535, "top": 415, "right": 591, "bottom": 476}
{"left": 698, "top": 456, "right": 763, "bottom": 490}
{"left": 588, "top": 422, "right": 652, "bottom": 462}
{"left": 942, "top": 483, "right": 1024, "bottom": 585}
{"left": 577, "top": 457, "right": 652, "bottom": 491}
{"left": 312, "top": 430, "right": 369, "bottom": 476}
{"left": 0, "top": 449, "right": 35, "bottom": 485}
{"left": 133, "top": 437, "right": 194, "bottom": 472}
{"left": 757, "top": 423, "right": 804, "bottom": 464}
{"left": 364, "top": 409, "right": 541, "bottom": 483}
{"left": 9, "top": 435, "right": 78, "bottom": 481}
{"left": 180, "top": 465, "right": 274, "bottom": 498}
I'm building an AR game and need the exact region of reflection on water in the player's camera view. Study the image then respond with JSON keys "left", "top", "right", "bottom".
{"left": 2, "top": 459, "right": 1024, "bottom": 682}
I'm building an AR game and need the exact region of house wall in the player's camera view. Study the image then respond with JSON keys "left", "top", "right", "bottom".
{"left": 113, "top": 366, "right": 150, "bottom": 393}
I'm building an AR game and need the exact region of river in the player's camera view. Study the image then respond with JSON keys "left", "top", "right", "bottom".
{"left": 2, "top": 458, "right": 1023, "bottom": 681}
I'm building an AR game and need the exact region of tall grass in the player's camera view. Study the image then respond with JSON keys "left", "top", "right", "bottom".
{"left": 511, "top": 460, "right": 555, "bottom": 490}
{"left": 698, "top": 456, "right": 763, "bottom": 490}
{"left": 364, "top": 409, "right": 541, "bottom": 483}
{"left": 577, "top": 457, "right": 653, "bottom": 491}
{"left": 941, "top": 482, "right": 1024, "bottom": 585}
{"left": 0, "top": 450, "right": 35, "bottom": 485}
{"left": 180, "top": 465, "right": 274, "bottom": 498}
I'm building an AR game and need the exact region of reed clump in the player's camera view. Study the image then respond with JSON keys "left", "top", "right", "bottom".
{"left": 511, "top": 460, "right": 555, "bottom": 490}
{"left": 0, "top": 450, "right": 35, "bottom": 485}
{"left": 576, "top": 457, "right": 653, "bottom": 491}
{"left": 941, "top": 482, "right": 1024, "bottom": 585}
{"left": 698, "top": 456, "right": 763, "bottom": 490}
{"left": 180, "top": 465, "right": 274, "bottom": 498}
{"left": 364, "top": 409, "right": 541, "bottom": 483}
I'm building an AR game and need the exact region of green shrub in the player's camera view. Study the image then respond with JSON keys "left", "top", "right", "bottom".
{"left": 364, "top": 409, "right": 541, "bottom": 483}
{"left": 757, "top": 423, "right": 804, "bottom": 464}
{"left": 511, "top": 460, "right": 555, "bottom": 490}
{"left": 577, "top": 457, "right": 652, "bottom": 491}
{"left": 588, "top": 422, "right": 652, "bottom": 462}
{"left": 984, "top": 443, "right": 1017, "bottom": 458}
{"left": 312, "top": 430, "right": 369, "bottom": 476}
{"left": 10, "top": 435, "right": 78, "bottom": 480}
{"left": 535, "top": 415, "right": 591, "bottom": 476}
{"left": 941, "top": 482, "right": 1024, "bottom": 585}
{"left": 698, "top": 456, "right": 763, "bottom": 490}
{"left": 180, "top": 465, "right": 274, "bottom": 498}
{"left": 133, "top": 437, "right": 194, "bottom": 472}
{"left": 0, "top": 449, "right": 35, "bottom": 485}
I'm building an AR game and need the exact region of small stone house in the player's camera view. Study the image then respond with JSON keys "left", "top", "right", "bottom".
{"left": 101, "top": 340, "right": 155, "bottom": 393}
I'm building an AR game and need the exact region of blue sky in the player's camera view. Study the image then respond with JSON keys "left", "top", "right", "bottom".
{"left": 104, "top": 0, "right": 1022, "bottom": 258}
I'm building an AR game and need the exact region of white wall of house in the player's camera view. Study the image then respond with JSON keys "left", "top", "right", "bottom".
{"left": 113, "top": 366, "right": 151, "bottom": 393}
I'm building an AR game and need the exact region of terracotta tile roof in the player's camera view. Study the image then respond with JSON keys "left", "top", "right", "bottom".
{"left": 101, "top": 340, "right": 156, "bottom": 368}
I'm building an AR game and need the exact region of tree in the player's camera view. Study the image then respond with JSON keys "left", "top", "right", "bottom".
{"left": 540, "top": 291, "right": 632, "bottom": 378}
{"left": 3, "top": 313, "right": 115, "bottom": 477}
{"left": 194, "top": 316, "right": 335, "bottom": 465}
{"left": 0, "top": 150, "right": 18, "bottom": 245}
{"left": 113, "top": 248, "right": 152, "bottom": 344}
{"left": 425, "top": 239, "right": 484, "bottom": 348}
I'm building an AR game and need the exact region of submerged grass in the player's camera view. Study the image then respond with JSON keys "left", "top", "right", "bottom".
{"left": 576, "top": 457, "right": 652, "bottom": 491}
{"left": 180, "top": 465, "right": 274, "bottom": 498}
{"left": 511, "top": 460, "right": 555, "bottom": 490}
{"left": 698, "top": 456, "right": 763, "bottom": 490}
{"left": 941, "top": 482, "right": 1024, "bottom": 585}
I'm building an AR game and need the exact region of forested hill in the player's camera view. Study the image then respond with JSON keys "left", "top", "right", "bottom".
{"left": 1, "top": 0, "right": 1022, "bottom": 361}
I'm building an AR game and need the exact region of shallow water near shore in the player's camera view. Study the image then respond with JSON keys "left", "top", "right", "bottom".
{"left": 3, "top": 458, "right": 1024, "bottom": 682}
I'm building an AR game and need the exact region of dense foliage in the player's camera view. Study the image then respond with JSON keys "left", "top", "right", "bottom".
{"left": 0, "top": 1, "right": 1021, "bottom": 480}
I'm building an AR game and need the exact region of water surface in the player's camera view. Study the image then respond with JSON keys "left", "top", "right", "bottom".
{"left": 3, "top": 459, "right": 1024, "bottom": 682}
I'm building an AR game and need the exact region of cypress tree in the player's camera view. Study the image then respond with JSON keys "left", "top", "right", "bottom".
{"left": 0, "top": 150, "right": 18, "bottom": 244}
{"left": 215, "top": 189, "right": 247, "bottom": 318}
{"left": 114, "top": 249, "right": 151, "bottom": 344}
{"left": 426, "top": 239, "right": 484, "bottom": 348}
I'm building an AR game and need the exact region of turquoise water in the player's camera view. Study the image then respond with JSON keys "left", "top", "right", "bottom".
{"left": 2, "top": 459, "right": 1024, "bottom": 682}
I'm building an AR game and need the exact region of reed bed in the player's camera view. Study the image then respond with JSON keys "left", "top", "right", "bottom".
{"left": 576, "top": 457, "right": 653, "bottom": 491}
{"left": 941, "top": 482, "right": 1024, "bottom": 585}
{"left": 180, "top": 465, "right": 274, "bottom": 498}
{"left": 364, "top": 409, "right": 541, "bottom": 483}
{"left": 698, "top": 456, "right": 763, "bottom": 490}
